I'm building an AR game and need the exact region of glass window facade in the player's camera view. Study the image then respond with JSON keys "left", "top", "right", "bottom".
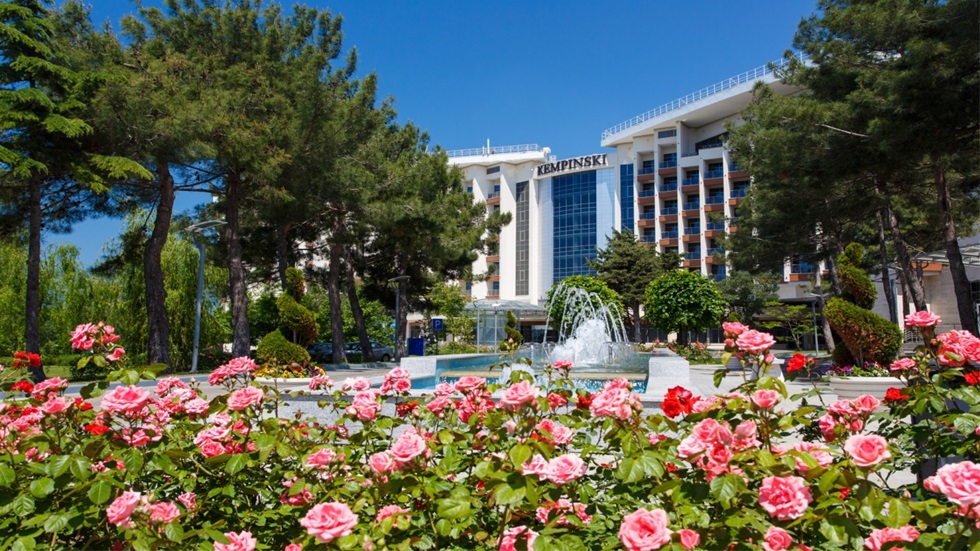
{"left": 619, "top": 164, "right": 634, "bottom": 233}
{"left": 515, "top": 181, "right": 530, "bottom": 296}
{"left": 553, "top": 170, "right": 597, "bottom": 284}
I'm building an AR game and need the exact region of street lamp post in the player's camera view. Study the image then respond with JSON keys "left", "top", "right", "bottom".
{"left": 805, "top": 292, "right": 829, "bottom": 356}
{"left": 388, "top": 275, "right": 410, "bottom": 361}
{"left": 185, "top": 220, "right": 226, "bottom": 373}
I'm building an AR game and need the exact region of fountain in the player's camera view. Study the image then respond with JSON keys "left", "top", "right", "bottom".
{"left": 542, "top": 282, "right": 632, "bottom": 367}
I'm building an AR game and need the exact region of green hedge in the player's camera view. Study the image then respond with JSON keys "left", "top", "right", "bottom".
{"left": 825, "top": 297, "right": 902, "bottom": 366}
{"left": 256, "top": 329, "right": 310, "bottom": 367}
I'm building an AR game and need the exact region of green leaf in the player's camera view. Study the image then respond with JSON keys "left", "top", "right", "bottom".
{"left": 616, "top": 457, "right": 644, "bottom": 483}
{"left": 508, "top": 443, "right": 532, "bottom": 467}
{"left": 29, "top": 478, "right": 55, "bottom": 498}
{"left": 164, "top": 522, "right": 184, "bottom": 542}
{"left": 226, "top": 454, "right": 248, "bottom": 476}
{"left": 709, "top": 474, "right": 745, "bottom": 508}
{"left": 87, "top": 480, "right": 113, "bottom": 505}
{"left": 92, "top": 355, "right": 107, "bottom": 368}
{"left": 436, "top": 498, "right": 471, "bottom": 520}
{"left": 0, "top": 463, "right": 16, "bottom": 487}
{"left": 79, "top": 381, "right": 107, "bottom": 400}
{"left": 887, "top": 497, "right": 912, "bottom": 527}
{"left": 46, "top": 456, "right": 71, "bottom": 478}
{"left": 713, "top": 368, "right": 726, "bottom": 389}
{"left": 12, "top": 494, "right": 35, "bottom": 516}
{"left": 493, "top": 483, "right": 526, "bottom": 506}
{"left": 43, "top": 512, "right": 70, "bottom": 533}
{"left": 11, "top": 536, "right": 35, "bottom": 551}
{"left": 69, "top": 457, "right": 92, "bottom": 480}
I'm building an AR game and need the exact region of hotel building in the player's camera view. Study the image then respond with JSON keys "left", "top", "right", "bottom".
{"left": 449, "top": 57, "right": 803, "bottom": 312}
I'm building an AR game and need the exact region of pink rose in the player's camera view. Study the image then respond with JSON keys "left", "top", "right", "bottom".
{"left": 864, "top": 526, "right": 920, "bottom": 551}
{"left": 346, "top": 390, "right": 381, "bottom": 421}
{"left": 227, "top": 386, "right": 265, "bottom": 411}
{"left": 543, "top": 454, "right": 586, "bottom": 485}
{"left": 388, "top": 431, "right": 428, "bottom": 466}
{"left": 393, "top": 378, "right": 412, "bottom": 393}
{"left": 619, "top": 508, "right": 672, "bottom": 551}
{"left": 500, "top": 380, "right": 539, "bottom": 411}
{"left": 454, "top": 376, "right": 487, "bottom": 393}
{"left": 722, "top": 321, "right": 748, "bottom": 336}
{"left": 521, "top": 455, "right": 549, "bottom": 476}
{"left": 677, "top": 529, "right": 700, "bottom": 550}
{"left": 889, "top": 358, "right": 918, "bottom": 374}
{"left": 105, "top": 347, "right": 126, "bottom": 363}
{"left": 41, "top": 396, "right": 70, "bottom": 415}
{"left": 214, "top": 530, "right": 257, "bottom": 551}
{"left": 844, "top": 434, "right": 891, "bottom": 467}
{"left": 148, "top": 501, "right": 180, "bottom": 524}
{"left": 851, "top": 394, "right": 881, "bottom": 415}
{"left": 791, "top": 442, "right": 833, "bottom": 472}
{"left": 299, "top": 502, "right": 358, "bottom": 543}
{"left": 552, "top": 359, "right": 573, "bottom": 370}
{"left": 758, "top": 476, "right": 812, "bottom": 520}
{"left": 376, "top": 504, "right": 409, "bottom": 522}
{"left": 763, "top": 526, "right": 793, "bottom": 551}
{"left": 341, "top": 377, "right": 371, "bottom": 392}
{"left": 904, "top": 310, "right": 941, "bottom": 328}
{"left": 70, "top": 323, "right": 96, "bottom": 350}
{"left": 177, "top": 492, "right": 196, "bottom": 511}
{"left": 305, "top": 448, "right": 338, "bottom": 468}
{"left": 433, "top": 382, "right": 456, "bottom": 396}
{"left": 199, "top": 439, "right": 225, "bottom": 458}
{"left": 923, "top": 460, "right": 980, "bottom": 506}
{"left": 499, "top": 526, "right": 537, "bottom": 551}
{"left": 736, "top": 330, "right": 776, "bottom": 354}
{"left": 751, "top": 389, "right": 781, "bottom": 410}
{"left": 285, "top": 545, "right": 303, "bottom": 551}
{"left": 106, "top": 490, "right": 141, "bottom": 527}
{"left": 368, "top": 452, "right": 395, "bottom": 474}
{"left": 101, "top": 385, "right": 151, "bottom": 416}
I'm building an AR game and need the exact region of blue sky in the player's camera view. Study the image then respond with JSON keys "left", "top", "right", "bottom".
{"left": 62, "top": 0, "right": 817, "bottom": 266}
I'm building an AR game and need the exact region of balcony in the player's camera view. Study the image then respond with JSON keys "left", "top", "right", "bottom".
{"left": 728, "top": 165, "right": 749, "bottom": 179}
{"left": 705, "top": 195, "right": 725, "bottom": 213}
{"left": 660, "top": 159, "right": 677, "bottom": 168}
{"left": 661, "top": 230, "right": 679, "bottom": 239}
{"left": 660, "top": 183, "right": 678, "bottom": 193}
{"left": 710, "top": 268, "right": 727, "bottom": 282}
{"left": 486, "top": 254, "right": 500, "bottom": 263}
{"left": 683, "top": 258, "right": 702, "bottom": 269}
{"left": 685, "top": 251, "right": 702, "bottom": 260}
{"left": 486, "top": 192, "right": 501, "bottom": 205}
{"left": 683, "top": 226, "right": 701, "bottom": 235}
{"left": 731, "top": 187, "right": 749, "bottom": 198}
{"left": 637, "top": 189, "right": 656, "bottom": 206}
{"left": 640, "top": 234, "right": 657, "bottom": 244}
{"left": 638, "top": 217, "right": 656, "bottom": 229}
{"left": 728, "top": 197, "right": 743, "bottom": 207}
{"left": 660, "top": 205, "right": 679, "bottom": 216}
{"left": 705, "top": 222, "right": 726, "bottom": 238}
{"left": 707, "top": 247, "right": 725, "bottom": 256}
{"left": 487, "top": 274, "right": 500, "bottom": 282}
{"left": 638, "top": 212, "right": 657, "bottom": 220}
{"left": 681, "top": 176, "right": 700, "bottom": 191}
{"left": 658, "top": 165, "right": 677, "bottom": 177}
{"left": 682, "top": 201, "right": 700, "bottom": 212}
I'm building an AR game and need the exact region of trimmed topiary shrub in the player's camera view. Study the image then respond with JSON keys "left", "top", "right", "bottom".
{"left": 277, "top": 293, "right": 318, "bottom": 347}
{"left": 824, "top": 297, "right": 902, "bottom": 366}
{"left": 825, "top": 243, "right": 901, "bottom": 366}
{"left": 500, "top": 311, "right": 523, "bottom": 351}
{"left": 255, "top": 329, "right": 310, "bottom": 368}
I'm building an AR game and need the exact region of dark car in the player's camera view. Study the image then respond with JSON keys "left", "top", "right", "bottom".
{"left": 346, "top": 341, "right": 394, "bottom": 362}
{"left": 306, "top": 342, "right": 334, "bottom": 363}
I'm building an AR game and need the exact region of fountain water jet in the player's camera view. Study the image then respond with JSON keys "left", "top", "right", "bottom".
{"left": 542, "top": 282, "right": 632, "bottom": 367}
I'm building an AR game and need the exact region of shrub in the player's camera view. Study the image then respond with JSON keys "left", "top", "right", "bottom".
{"left": 825, "top": 297, "right": 903, "bottom": 365}
{"left": 836, "top": 243, "right": 876, "bottom": 310}
{"left": 644, "top": 270, "right": 726, "bottom": 343}
{"left": 255, "top": 329, "right": 310, "bottom": 368}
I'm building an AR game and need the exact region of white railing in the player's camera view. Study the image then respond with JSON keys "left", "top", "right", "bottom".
{"left": 601, "top": 53, "right": 808, "bottom": 141}
{"left": 445, "top": 144, "right": 543, "bottom": 158}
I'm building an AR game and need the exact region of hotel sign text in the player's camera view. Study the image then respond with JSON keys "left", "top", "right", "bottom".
{"left": 536, "top": 154, "right": 608, "bottom": 177}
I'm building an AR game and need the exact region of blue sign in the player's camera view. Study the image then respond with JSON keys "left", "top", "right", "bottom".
{"left": 432, "top": 318, "right": 444, "bottom": 331}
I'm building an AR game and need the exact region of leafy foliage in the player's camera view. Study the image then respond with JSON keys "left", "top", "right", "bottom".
{"left": 255, "top": 329, "right": 309, "bottom": 369}
{"left": 644, "top": 271, "right": 726, "bottom": 343}
{"left": 544, "top": 275, "right": 623, "bottom": 336}
{"left": 715, "top": 271, "right": 780, "bottom": 323}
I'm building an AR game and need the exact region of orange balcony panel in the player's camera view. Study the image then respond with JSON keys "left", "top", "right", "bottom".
{"left": 486, "top": 294, "right": 500, "bottom": 299}
{"left": 705, "top": 255, "right": 717, "bottom": 264}
{"left": 705, "top": 229, "right": 725, "bottom": 239}
{"left": 486, "top": 255, "right": 500, "bottom": 263}
{"left": 729, "top": 225, "right": 739, "bottom": 234}
{"left": 703, "top": 177, "right": 724, "bottom": 187}
{"left": 681, "top": 183, "right": 701, "bottom": 194}
{"left": 659, "top": 238, "right": 678, "bottom": 247}
{"left": 705, "top": 203, "right": 725, "bottom": 213}
{"left": 487, "top": 275, "right": 500, "bottom": 282}
{"left": 683, "top": 233, "right": 701, "bottom": 243}
{"left": 728, "top": 197, "right": 742, "bottom": 207}
{"left": 659, "top": 214, "right": 678, "bottom": 223}
{"left": 683, "top": 259, "right": 702, "bottom": 269}
{"left": 486, "top": 195, "right": 501, "bottom": 206}
{"left": 729, "top": 170, "right": 749, "bottom": 180}
{"left": 637, "top": 218, "right": 656, "bottom": 228}
{"left": 637, "top": 195, "right": 656, "bottom": 206}
{"left": 658, "top": 167, "right": 677, "bottom": 177}
{"left": 639, "top": 240, "right": 656, "bottom": 247}
{"left": 788, "top": 273, "right": 812, "bottom": 282}
{"left": 637, "top": 172, "right": 656, "bottom": 184}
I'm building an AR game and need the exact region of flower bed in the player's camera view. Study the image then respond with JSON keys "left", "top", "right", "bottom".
{"left": 0, "top": 318, "right": 978, "bottom": 550}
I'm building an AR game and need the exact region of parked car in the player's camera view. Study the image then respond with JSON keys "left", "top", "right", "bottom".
{"left": 306, "top": 342, "right": 334, "bottom": 363}
{"left": 346, "top": 341, "right": 394, "bottom": 362}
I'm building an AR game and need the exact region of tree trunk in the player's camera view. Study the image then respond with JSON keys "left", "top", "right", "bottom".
{"left": 275, "top": 222, "right": 291, "bottom": 291}
{"left": 344, "top": 253, "right": 374, "bottom": 361}
{"left": 815, "top": 264, "right": 835, "bottom": 353}
{"left": 874, "top": 208, "right": 898, "bottom": 325}
{"left": 327, "top": 238, "right": 347, "bottom": 364}
{"left": 878, "top": 182, "right": 927, "bottom": 311}
{"left": 935, "top": 163, "right": 979, "bottom": 335}
{"left": 398, "top": 278, "right": 408, "bottom": 357}
{"left": 630, "top": 302, "right": 642, "bottom": 343}
{"left": 26, "top": 179, "right": 45, "bottom": 383}
{"left": 225, "top": 173, "right": 250, "bottom": 357}
{"left": 145, "top": 161, "right": 174, "bottom": 369}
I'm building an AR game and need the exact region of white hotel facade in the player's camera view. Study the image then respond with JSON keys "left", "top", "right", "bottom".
{"left": 450, "top": 57, "right": 805, "bottom": 311}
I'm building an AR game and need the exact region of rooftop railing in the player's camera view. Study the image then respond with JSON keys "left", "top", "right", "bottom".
{"left": 446, "top": 144, "right": 543, "bottom": 158}
{"left": 601, "top": 53, "right": 807, "bottom": 141}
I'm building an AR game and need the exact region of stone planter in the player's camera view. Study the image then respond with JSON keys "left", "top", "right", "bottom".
{"left": 254, "top": 377, "right": 314, "bottom": 394}
{"left": 828, "top": 376, "right": 904, "bottom": 401}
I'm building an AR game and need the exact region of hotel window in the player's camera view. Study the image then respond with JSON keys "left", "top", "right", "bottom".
{"left": 552, "top": 171, "right": 597, "bottom": 283}
{"left": 516, "top": 181, "right": 529, "bottom": 295}
{"left": 619, "top": 164, "right": 634, "bottom": 233}
{"left": 662, "top": 152, "right": 677, "bottom": 165}
{"left": 791, "top": 257, "right": 816, "bottom": 274}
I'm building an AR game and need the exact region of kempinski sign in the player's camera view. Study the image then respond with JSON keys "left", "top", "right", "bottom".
{"left": 536, "top": 154, "right": 608, "bottom": 177}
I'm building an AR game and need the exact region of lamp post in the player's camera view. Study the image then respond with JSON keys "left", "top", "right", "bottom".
{"left": 805, "top": 292, "right": 829, "bottom": 356}
{"left": 492, "top": 303, "right": 501, "bottom": 352}
{"left": 185, "top": 220, "right": 226, "bottom": 373}
{"left": 388, "top": 275, "right": 410, "bottom": 361}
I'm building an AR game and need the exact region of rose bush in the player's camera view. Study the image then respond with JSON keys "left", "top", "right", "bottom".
{"left": 0, "top": 320, "right": 977, "bottom": 549}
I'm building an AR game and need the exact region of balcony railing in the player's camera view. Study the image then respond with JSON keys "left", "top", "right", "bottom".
{"left": 685, "top": 251, "right": 702, "bottom": 260}
{"left": 486, "top": 192, "right": 500, "bottom": 200}
{"left": 731, "top": 187, "right": 749, "bottom": 198}
{"left": 681, "top": 176, "right": 700, "bottom": 186}
{"left": 729, "top": 163, "right": 744, "bottom": 172}
{"left": 640, "top": 234, "right": 657, "bottom": 243}
{"left": 638, "top": 189, "right": 656, "bottom": 198}
{"left": 705, "top": 195, "right": 725, "bottom": 205}
{"left": 660, "top": 183, "right": 678, "bottom": 193}
{"left": 601, "top": 53, "right": 808, "bottom": 140}
{"left": 446, "top": 143, "right": 542, "bottom": 158}
{"left": 660, "top": 160, "right": 678, "bottom": 168}
{"left": 639, "top": 212, "right": 657, "bottom": 220}
{"left": 704, "top": 168, "right": 724, "bottom": 178}
{"left": 707, "top": 247, "right": 725, "bottom": 256}
{"left": 684, "top": 226, "right": 701, "bottom": 235}
{"left": 683, "top": 201, "right": 700, "bottom": 211}
{"left": 638, "top": 166, "right": 656, "bottom": 175}
{"left": 710, "top": 268, "right": 728, "bottom": 282}
{"left": 661, "top": 230, "right": 679, "bottom": 239}
{"left": 661, "top": 205, "right": 678, "bottom": 215}
{"left": 706, "top": 221, "right": 726, "bottom": 231}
